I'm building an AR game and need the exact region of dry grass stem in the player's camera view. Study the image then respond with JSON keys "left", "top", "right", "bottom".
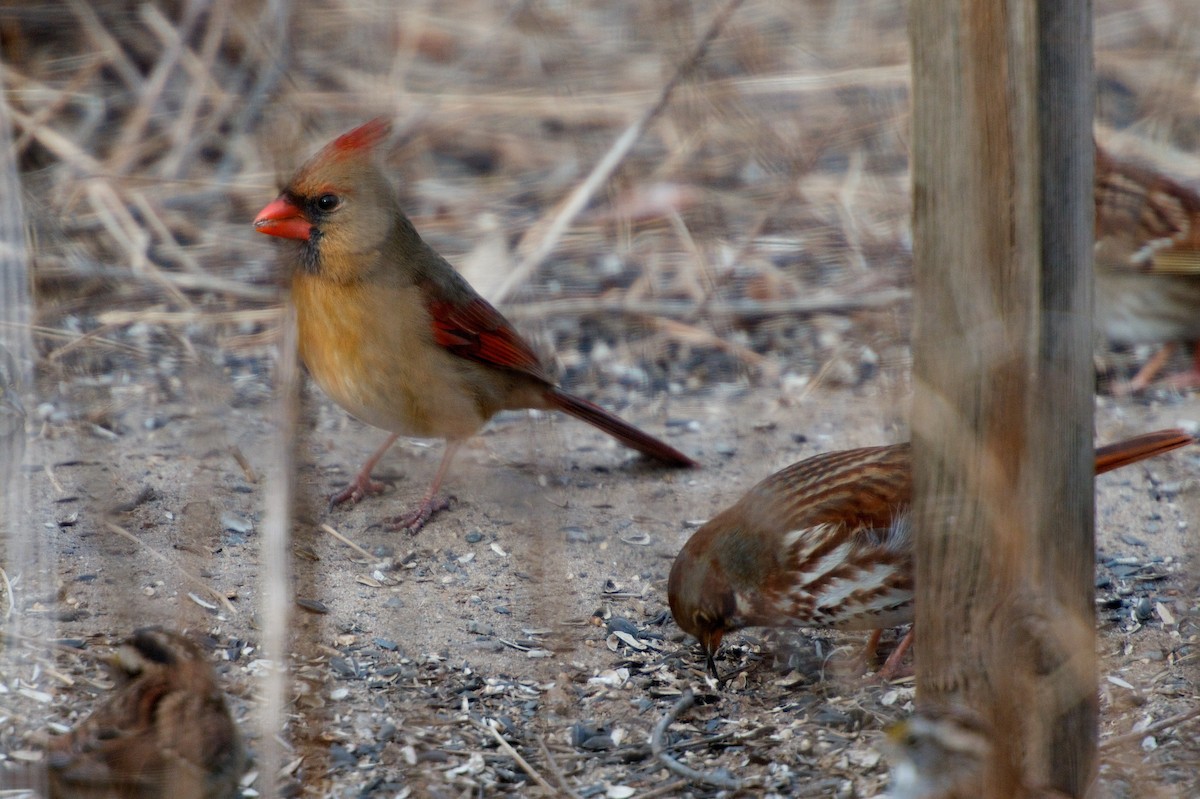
{"left": 504, "top": 290, "right": 910, "bottom": 322}
{"left": 319, "top": 523, "right": 375, "bottom": 562}
{"left": 102, "top": 522, "right": 236, "bottom": 614}
{"left": 257, "top": 306, "right": 300, "bottom": 799}
{"left": 1101, "top": 706, "right": 1200, "bottom": 751}
{"left": 494, "top": 0, "right": 748, "bottom": 303}
{"left": 536, "top": 735, "right": 584, "bottom": 799}
{"left": 478, "top": 720, "right": 557, "bottom": 795}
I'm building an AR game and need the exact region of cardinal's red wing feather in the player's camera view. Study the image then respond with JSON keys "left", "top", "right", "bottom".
{"left": 428, "top": 296, "right": 552, "bottom": 382}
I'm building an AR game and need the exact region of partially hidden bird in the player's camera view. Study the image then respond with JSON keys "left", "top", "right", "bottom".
{"left": 42, "top": 627, "right": 245, "bottom": 799}
{"left": 668, "top": 429, "right": 1194, "bottom": 678}
{"left": 254, "top": 119, "right": 695, "bottom": 533}
{"left": 1094, "top": 141, "right": 1200, "bottom": 392}
{"left": 883, "top": 705, "right": 1070, "bottom": 799}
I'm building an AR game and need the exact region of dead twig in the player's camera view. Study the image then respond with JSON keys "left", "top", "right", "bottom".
{"left": 103, "top": 521, "right": 236, "bottom": 614}
{"left": 493, "top": 0, "right": 747, "bottom": 303}
{"left": 478, "top": 720, "right": 556, "bottom": 795}
{"left": 651, "top": 688, "right": 743, "bottom": 790}
{"left": 283, "top": 63, "right": 911, "bottom": 121}
{"left": 536, "top": 735, "right": 584, "bottom": 799}
{"left": 636, "top": 779, "right": 691, "bottom": 799}
{"left": 320, "top": 523, "right": 375, "bottom": 562}
{"left": 257, "top": 303, "right": 301, "bottom": 799}
{"left": 230, "top": 446, "right": 259, "bottom": 484}
{"left": 653, "top": 316, "right": 770, "bottom": 371}
{"left": 94, "top": 308, "right": 283, "bottom": 327}
{"left": 503, "top": 290, "right": 910, "bottom": 322}
{"left": 0, "top": 567, "right": 12, "bottom": 621}
{"left": 1100, "top": 706, "right": 1200, "bottom": 751}
{"left": 2, "top": 630, "right": 113, "bottom": 665}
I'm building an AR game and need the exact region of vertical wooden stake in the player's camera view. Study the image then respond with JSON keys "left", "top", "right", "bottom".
{"left": 910, "top": 2, "right": 1094, "bottom": 796}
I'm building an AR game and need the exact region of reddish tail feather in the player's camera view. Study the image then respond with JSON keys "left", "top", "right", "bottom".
{"left": 543, "top": 388, "right": 696, "bottom": 467}
{"left": 1095, "top": 428, "right": 1194, "bottom": 474}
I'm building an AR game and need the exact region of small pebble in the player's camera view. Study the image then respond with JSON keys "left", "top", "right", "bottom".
{"left": 221, "top": 513, "right": 253, "bottom": 534}
{"left": 328, "top": 743, "right": 355, "bottom": 766}
{"left": 466, "top": 620, "right": 495, "bottom": 636}
{"left": 296, "top": 598, "right": 329, "bottom": 614}
{"left": 562, "top": 526, "right": 589, "bottom": 543}
{"left": 572, "top": 724, "right": 614, "bottom": 751}
{"left": 1156, "top": 482, "right": 1181, "bottom": 498}
{"left": 606, "top": 617, "right": 641, "bottom": 637}
{"left": 329, "top": 657, "right": 359, "bottom": 678}
{"left": 465, "top": 530, "right": 484, "bottom": 544}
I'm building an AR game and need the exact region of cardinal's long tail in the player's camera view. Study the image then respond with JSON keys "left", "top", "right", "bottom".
{"left": 1095, "top": 428, "right": 1194, "bottom": 475}
{"left": 543, "top": 388, "right": 697, "bottom": 467}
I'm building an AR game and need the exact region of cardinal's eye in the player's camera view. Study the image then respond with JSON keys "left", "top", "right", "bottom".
{"left": 316, "top": 193, "right": 341, "bottom": 212}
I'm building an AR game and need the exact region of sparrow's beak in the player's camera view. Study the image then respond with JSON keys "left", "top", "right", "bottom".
{"left": 254, "top": 196, "right": 312, "bottom": 240}
{"left": 701, "top": 629, "right": 724, "bottom": 679}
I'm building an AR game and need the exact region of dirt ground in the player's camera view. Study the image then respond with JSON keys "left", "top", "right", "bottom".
{"left": 1, "top": 1, "right": 1199, "bottom": 797}
{"left": 2, "top": 358, "right": 1198, "bottom": 797}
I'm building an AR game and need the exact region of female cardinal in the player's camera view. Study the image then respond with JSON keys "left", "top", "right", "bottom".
{"left": 254, "top": 119, "right": 695, "bottom": 533}
{"left": 668, "top": 429, "right": 1193, "bottom": 678}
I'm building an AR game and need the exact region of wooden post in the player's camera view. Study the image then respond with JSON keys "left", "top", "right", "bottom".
{"left": 910, "top": 2, "right": 1094, "bottom": 797}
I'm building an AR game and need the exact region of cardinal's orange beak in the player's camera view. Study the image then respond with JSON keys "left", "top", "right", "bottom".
{"left": 254, "top": 196, "right": 312, "bottom": 240}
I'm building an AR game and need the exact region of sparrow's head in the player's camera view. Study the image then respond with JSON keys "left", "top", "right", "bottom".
{"left": 48, "top": 628, "right": 245, "bottom": 798}
{"left": 108, "top": 627, "right": 211, "bottom": 691}
{"left": 668, "top": 528, "right": 739, "bottom": 678}
{"left": 254, "top": 118, "right": 402, "bottom": 281}
{"left": 883, "top": 706, "right": 993, "bottom": 799}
